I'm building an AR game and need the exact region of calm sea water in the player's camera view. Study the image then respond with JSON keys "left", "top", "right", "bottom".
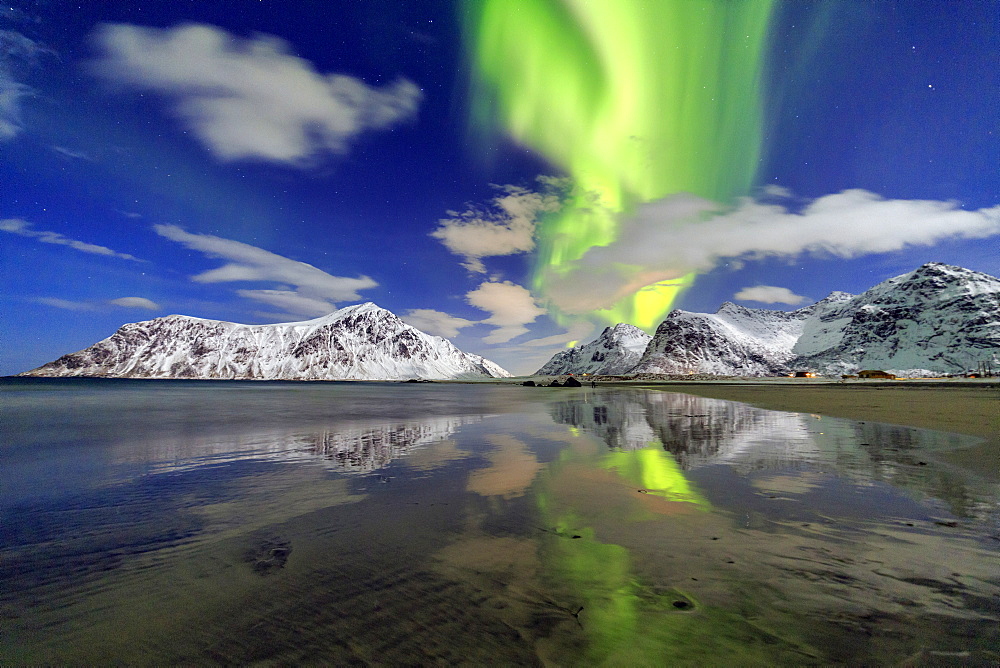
{"left": 1, "top": 378, "right": 998, "bottom": 665}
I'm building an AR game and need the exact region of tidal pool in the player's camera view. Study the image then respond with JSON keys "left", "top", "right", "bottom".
{"left": 1, "top": 378, "right": 997, "bottom": 665}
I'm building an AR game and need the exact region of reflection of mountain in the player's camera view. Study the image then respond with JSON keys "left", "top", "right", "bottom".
{"left": 549, "top": 389, "right": 993, "bottom": 519}
{"left": 550, "top": 390, "right": 812, "bottom": 468}
{"left": 123, "top": 416, "right": 476, "bottom": 474}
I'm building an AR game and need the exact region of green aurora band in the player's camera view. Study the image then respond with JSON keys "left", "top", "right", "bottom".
{"left": 465, "top": 0, "right": 775, "bottom": 329}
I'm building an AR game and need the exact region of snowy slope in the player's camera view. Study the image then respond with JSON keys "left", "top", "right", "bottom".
{"left": 630, "top": 301, "right": 810, "bottom": 376}
{"left": 792, "top": 262, "right": 1000, "bottom": 375}
{"left": 22, "top": 302, "right": 511, "bottom": 381}
{"left": 535, "top": 324, "right": 651, "bottom": 375}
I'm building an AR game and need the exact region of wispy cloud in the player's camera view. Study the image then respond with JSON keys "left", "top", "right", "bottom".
{"left": 36, "top": 296, "right": 162, "bottom": 312}
{"left": 35, "top": 297, "right": 93, "bottom": 311}
{"left": 465, "top": 281, "right": 546, "bottom": 344}
{"left": 0, "top": 30, "right": 52, "bottom": 140}
{"left": 733, "top": 285, "right": 807, "bottom": 305}
{"left": 431, "top": 178, "right": 567, "bottom": 272}
{"left": 402, "top": 309, "right": 477, "bottom": 338}
{"left": 153, "top": 224, "right": 377, "bottom": 316}
{"left": 51, "top": 145, "right": 94, "bottom": 161}
{"left": 92, "top": 23, "right": 422, "bottom": 165}
{"left": 0, "top": 218, "right": 142, "bottom": 261}
{"left": 541, "top": 189, "right": 1000, "bottom": 314}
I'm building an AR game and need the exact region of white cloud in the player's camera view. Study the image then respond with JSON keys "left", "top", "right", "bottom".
{"left": 733, "top": 285, "right": 807, "bottom": 305}
{"left": 109, "top": 296, "right": 160, "bottom": 310}
{"left": 35, "top": 297, "right": 92, "bottom": 311}
{"left": 542, "top": 189, "right": 1000, "bottom": 314}
{"left": 1, "top": 218, "right": 142, "bottom": 261}
{"left": 402, "top": 309, "right": 477, "bottom": 338}
{"left": 92, "top": 23, "right": 422, "bottom": 164}
{"left": 761, "top": 184, "right": 793, "bottom": 199}
{"left": 153, "top": 224, "right": 376, "bottom": 316}
{"left": 0, "top": 30, "right": 51, "bottom": 140}
{"left": 431, "top": 178, "right": 567, "bottom": 272}
{"left": 52, "top": 145, "right": 94, "bottom": 161}
{"left": 465, "top": 281, "right": 546, "bottom": 344}
{"left": 234, "top": 289, "right": 335, "bottom": 318}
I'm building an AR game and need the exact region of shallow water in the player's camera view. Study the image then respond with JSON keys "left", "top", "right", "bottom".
{"left": 1, "top": 378, "right": 998, "bottom": 665}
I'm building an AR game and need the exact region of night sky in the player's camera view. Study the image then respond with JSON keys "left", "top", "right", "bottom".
{"left": 2, "top": 1, "right": 998, "bottom": 376}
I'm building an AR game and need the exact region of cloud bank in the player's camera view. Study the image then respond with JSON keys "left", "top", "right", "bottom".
{"left": 733, "top": 285, "right": 807, "bottom": 305}
{"left": 542, "top": 189, "right": 1000, "bottom": 314}
{"left": 153, "top": 224, "right": 377, "bottom": 316}
{"left": 92, "top": 23, "right": 422, "bottom": 164}
{"left": 1, "top": 218, "right": 142, "bottom": 261}
{"left": 431, "top": 178, "right": 566, "bottom": 272}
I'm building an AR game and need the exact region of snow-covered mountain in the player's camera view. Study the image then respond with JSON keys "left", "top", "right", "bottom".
{"left": 631, "top": 299, "right": 823, "bottom": 376}
{"left": 535, "top": 323, "right": 651, "bottom": 375}
{"left": 21, "top": 302, "right": 511, "bottom": 381}
{"left": 540, "top": 263, "right": 999, "bottom": 377}
{"left": 792, "top": 262, "right": 1000, "bottom": 375}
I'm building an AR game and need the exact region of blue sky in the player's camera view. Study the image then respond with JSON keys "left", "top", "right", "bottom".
{"left": 1, "top": 1, "right": 998, "bottom": 376}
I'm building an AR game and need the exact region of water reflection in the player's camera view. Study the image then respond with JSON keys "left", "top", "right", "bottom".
{"left": 549, "top": 389, "right": 994, "bottom": 520}
{"left": 131, "top": 416, "right": 477, "bottom": 474}
{"left": 2, "top": 380, "right": 998, "bottom": 665}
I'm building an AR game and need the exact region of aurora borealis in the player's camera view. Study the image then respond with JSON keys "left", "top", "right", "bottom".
{"left": 1, "top": 1, "right": 998, "bottom": 375}
{"left": 466, "top": 0, "right": 773, "bottom": 329}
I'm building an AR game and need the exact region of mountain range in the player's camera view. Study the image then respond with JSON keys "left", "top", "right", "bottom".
{"left": 540, "top": 263, "right": 1000, "bottom": 377}
{"left": 21, "top": 302, "right": 511, "bottom": 381}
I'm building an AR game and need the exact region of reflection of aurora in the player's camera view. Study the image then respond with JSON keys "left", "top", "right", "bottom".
{"left": 531, "top": 389, "right": 994, "bottom": 660}
{"left": 465, "top": 0, "right": 775, "bottom": 328}
{"left": 534, "top": 396, "right": 714, "bottom": 662}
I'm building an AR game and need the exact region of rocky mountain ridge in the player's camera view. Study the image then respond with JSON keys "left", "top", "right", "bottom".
{"left": 538, "top": 263, "right": 1000, "bottom": 377}
{"left": 536, "top": 323, "right": 652, "bottom": 375}
{"left": 22, "top": 302, "right": 511, "bottom": 381}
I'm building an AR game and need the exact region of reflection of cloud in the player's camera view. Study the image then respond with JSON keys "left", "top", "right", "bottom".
{"left": 92, "top": 23, "right": 421, "bottom": 164}
{"left": 466, "top": 434, "right": 544, "bottom": 499}
{"left": 549, "top": 389, "right": 988, "bottom": 518}
{"left": 403, "top": 439, "right": 471, "bottom": 472}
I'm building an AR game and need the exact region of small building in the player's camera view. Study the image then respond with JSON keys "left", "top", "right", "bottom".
{"left": 858, "top": 369, "right": 896, "bottom": 379}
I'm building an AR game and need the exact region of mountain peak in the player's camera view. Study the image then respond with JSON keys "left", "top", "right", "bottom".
{"left": 535, "top": 322, "right": 652, "bottom": 375}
